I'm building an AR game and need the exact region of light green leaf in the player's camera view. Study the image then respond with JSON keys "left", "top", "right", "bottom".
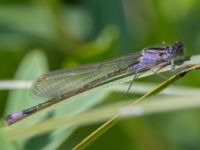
{"left": 4, "top": 49, "right": 48, "bottom": 149}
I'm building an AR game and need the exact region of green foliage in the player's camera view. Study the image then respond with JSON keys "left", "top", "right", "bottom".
{"left": 1, "top": 1, "right": 200, "bottom": 150}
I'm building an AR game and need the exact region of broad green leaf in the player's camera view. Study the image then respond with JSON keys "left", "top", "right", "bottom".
{"left": 4, "top": 50, "right": 48, "bottom": 149}
{"left": 0, "top": 5, "right": 92, "bottom": 40}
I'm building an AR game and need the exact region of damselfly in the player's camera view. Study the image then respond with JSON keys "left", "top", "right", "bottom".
{"left": 5, "top": 41, "right": 184, "bottom": 125}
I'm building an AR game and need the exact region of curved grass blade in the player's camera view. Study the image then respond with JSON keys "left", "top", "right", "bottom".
{"left": 72, "top": 63, "right": 200, "bottom": 150}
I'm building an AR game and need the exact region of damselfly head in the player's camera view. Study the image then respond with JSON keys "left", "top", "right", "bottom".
{"left": 171, "top": 41, "right": 184, "bottom": 57}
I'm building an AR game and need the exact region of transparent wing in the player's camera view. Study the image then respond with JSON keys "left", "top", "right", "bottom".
{"left": 31, "top": 53, "right": 141, "bottom": 99}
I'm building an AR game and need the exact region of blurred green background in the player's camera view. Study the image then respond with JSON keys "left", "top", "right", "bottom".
{"left": 1, "top": 0, "right": 200, "bottom": 150}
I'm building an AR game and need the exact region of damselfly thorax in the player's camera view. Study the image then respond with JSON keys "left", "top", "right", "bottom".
{"left": 129, "top": 41, "right": 184, "bottom": 72}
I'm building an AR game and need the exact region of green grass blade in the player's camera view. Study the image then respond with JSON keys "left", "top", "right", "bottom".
{"left": 72, "top": 63, "right": 200, "bottom": 150}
